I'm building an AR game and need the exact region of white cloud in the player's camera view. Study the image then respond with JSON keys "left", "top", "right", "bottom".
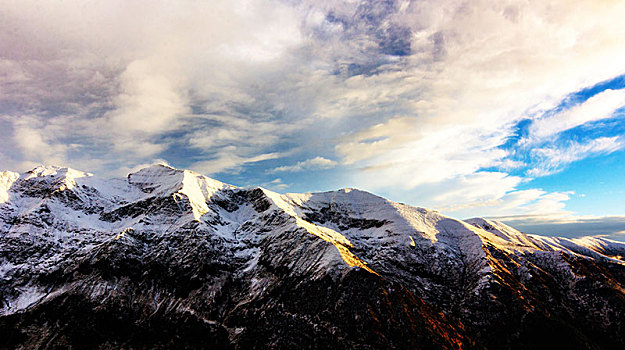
{"left": 423, "top": 183, "right": 573, "bottom": 219}
{"left": 517, "top": 191, "right": 574, "bottom": 215}
{"left": 337, "top": 117, "right": 512, "bottom": 189}
{"left": 106, "top": 59, "right": 188, "bottom": 136}
{"left": 270, "top": 157, "right": 337, "bottom": 173}
{"left": 431, "top": 172, "right": 524, "bottom": 210}
{"left": 190, "top": 152, "right": 281, "bottom": 175}
{"left": 528, "top": 137, "right": 624, "bottom": 177}
{"left": 11, "top": 115, "right": 72, "bottom": 166}
{"left": 528, "top": 88, "right": 625, "bottom": 142}
{"left": 261, "top": 178, "right": 290, "bottom": 191}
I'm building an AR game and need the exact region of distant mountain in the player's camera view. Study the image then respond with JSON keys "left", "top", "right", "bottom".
{"left": 1, "top": 164, "right": 624, "bottom": 349}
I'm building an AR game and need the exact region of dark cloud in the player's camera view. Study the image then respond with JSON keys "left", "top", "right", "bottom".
{"left": 314, "top": 0, "right": 412, "bottom": 77}
{"left": 429, "top": 31, "right": 446, "bottom": 61}
{"left": 378, "top": 25, "right": 412, "bottom": 57}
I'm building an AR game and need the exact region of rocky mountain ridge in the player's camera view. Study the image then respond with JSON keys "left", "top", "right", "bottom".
{"left": 1, "top": 164, "right": 624, "bottom": 349}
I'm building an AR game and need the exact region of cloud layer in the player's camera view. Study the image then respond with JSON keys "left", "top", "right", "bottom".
{"left": 2, "top": 0, "right": 625, "bottom": 237}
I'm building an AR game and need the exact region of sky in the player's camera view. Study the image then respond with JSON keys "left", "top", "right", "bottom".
{"left": 1, "top": 0, "right": 625, "bottom": 240}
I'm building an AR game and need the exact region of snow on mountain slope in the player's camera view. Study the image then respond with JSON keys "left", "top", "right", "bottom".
{"left": 1, "top": 164, "right": 620, "bottom": 295}
{"left": 467, "top": 217, "right": 625, "bottom": 264}
{"left": 2, "top": 164, "right": 625, "bottom": 349}
{"left": 529, "top": 235, "right": 625, "bottom": 262}
{"left": 466, "top": 217, "right": 540, "bottom": 248}
{"left": 284, "top": 189, "right": 487, "bottom": 255}
{"left": 1, "top": 164, "right": 621, "bottom": 286}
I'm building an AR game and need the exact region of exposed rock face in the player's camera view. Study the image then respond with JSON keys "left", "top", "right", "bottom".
{"left": 1, "top": 164, "right": 624, "bottom": 349}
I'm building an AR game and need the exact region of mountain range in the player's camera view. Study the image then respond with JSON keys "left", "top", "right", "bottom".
{"left": 1, "top": 164, "right": 624, "bottom": 349}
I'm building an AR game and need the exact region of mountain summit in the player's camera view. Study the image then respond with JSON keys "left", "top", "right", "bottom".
{"left": 1, "top": 165, "right": 624, "bottom": 349}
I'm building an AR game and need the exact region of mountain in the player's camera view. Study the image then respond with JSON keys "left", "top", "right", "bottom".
{"left": 1, "top": 164, "right": 624, "bottom": 349}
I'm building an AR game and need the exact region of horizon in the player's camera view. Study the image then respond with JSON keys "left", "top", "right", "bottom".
{"left": 1, "top": 1, "right": 625, "bottom": 240}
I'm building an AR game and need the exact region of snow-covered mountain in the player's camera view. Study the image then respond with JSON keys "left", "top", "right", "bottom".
{"left": 1, "top": 164, "right": 624, "bottom": 349}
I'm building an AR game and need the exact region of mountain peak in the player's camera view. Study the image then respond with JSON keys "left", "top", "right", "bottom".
{"left": 1, "top": 163, "right": 625, "bottom": 349}
{"left": 26, "top": 165, "right": 92, "bottom": 179}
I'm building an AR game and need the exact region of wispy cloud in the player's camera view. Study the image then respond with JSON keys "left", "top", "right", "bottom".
{"left": 496, "top": 215, "right": 625, "bottom": 240}
{"left": 261, "top": 178, "right": 290, "bottom": 191}
{"left": 527, "top": 88, "right": 625, "bottom": 143}
{"left": 435, "top": 185, "right": 574, "bottom": 219}
{"left": 527, "top": 137, "right": 624, "bottom": 177}
{"left": 270, "top": 157, "right": 337, "bottom": 173}
{"left": 191, "top": 152, "right": 282, "bottom": 175}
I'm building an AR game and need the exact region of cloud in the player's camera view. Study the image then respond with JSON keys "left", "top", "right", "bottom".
{"left": 0, "top": 0, "right": 304, "bottom": 173}
{"left": 12, "top": 116, "right": 67, "bottom": 164}
{"left": 270, "top": 157, "right": 337, "bottom": 173}
{"left": 527, "top": 137, "right": 625, "bottom": 176}
{"left": 326, "top": 0, "right": 625, "bottom": 217}
{"left": 2, "top": 0, "right": 625, "bottom": 223}
{"left": 105, "top": 59, "right": 188, "bottom": 145}
{"left": 261, "top": 178, "right": 290, "bottom": 191}
{"left": 527, "top": 88, "right": 625, "bottom": 142}
{"left": 191, "top": 152, "right": 281, "bottom": 175}
{"left": 186, "top": 115, "right": 296, "bottom": 155}
{"left": 429, "top": 183, "right": 574, "bottom": 219}
{"left": 337, "top": 117, "right": 512, "bottom": 189}
{"left": 497, "top": 215, "right": 625, "bottom": 239}
{"left": 432, "top": 172, "right": 523, "bottom": 210}
{"left": 185, "top": 115, "right": 299, "bottom": 174}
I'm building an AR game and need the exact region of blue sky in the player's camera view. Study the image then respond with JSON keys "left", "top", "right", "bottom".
{"left": 1, "top": 0, "right": 625, "bottom": 239}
